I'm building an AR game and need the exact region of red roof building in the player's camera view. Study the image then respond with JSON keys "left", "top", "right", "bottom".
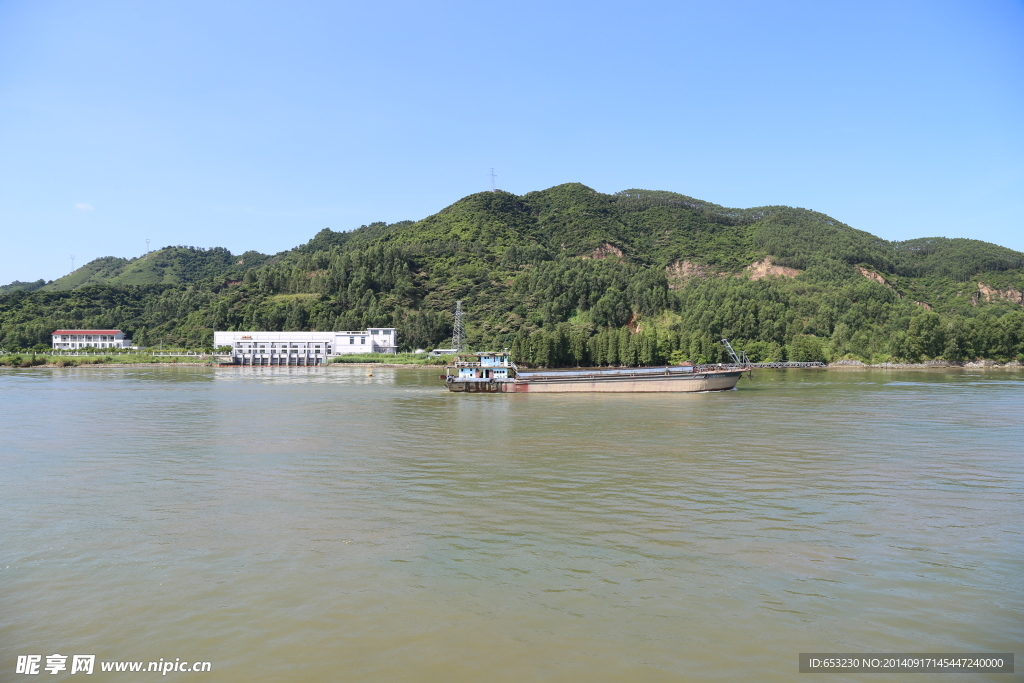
{"left": 52, "top": 330, "right": 123, "bottom": 335}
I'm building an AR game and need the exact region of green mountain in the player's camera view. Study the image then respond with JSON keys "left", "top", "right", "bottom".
{"left": 0, "top": 279, "right": 48, "bottom": 294}
{"left": 2, "top": 183, "right": 1023, "bottom": 363}
{"left": 42, "top": 246, "right": 272, "bottom": 290}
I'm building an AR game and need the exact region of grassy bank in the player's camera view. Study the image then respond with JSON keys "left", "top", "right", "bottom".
{"left": 329, "top": 352, "right": 451, "bottom": 366}
{"left": 0, "top": 353, "right": 211, "bottom": 367}
{"left": 0, "top": 351, "right": 447, "bottom": 368}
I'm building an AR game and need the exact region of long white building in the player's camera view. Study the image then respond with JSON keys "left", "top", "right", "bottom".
{"left": 213, "top": 328, "right": 398, "bottom": 364}
{"left": 52, "top": 329, "right": 133, "bottom": 350}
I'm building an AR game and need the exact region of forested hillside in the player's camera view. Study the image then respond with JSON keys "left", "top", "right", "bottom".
{"left": 41, "top": 246, "right": 271, "bottom": 290}
{"left": 2, "top": 183, "right": 1023, "bottom": 364}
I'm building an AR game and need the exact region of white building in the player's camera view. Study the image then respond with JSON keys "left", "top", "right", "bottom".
{"left": 52, "top": 329, "right": 133, "bottom": 350}
{"left": 213, "top": 328, "right": 398, "bottom": 364}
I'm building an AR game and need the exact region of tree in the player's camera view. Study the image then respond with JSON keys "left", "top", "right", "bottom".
{"left": 787, "top": 335, "right": 827, "bottom": 362}
{"left": 591, "top": 288, "right": 630, "bottom": 329}
{"left": 907, "top": 311, "right": 943, "bottom": 360}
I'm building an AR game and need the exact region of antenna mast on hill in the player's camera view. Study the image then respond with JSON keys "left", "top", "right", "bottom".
{"left": 70, "top": 255, "right": 75, "bottom": 272}
{"left": 452, "top": 300, "right": 464, "bottom": 352}
{"left": 489, "top": 168, "right": 497, "bottom": 192}
{"left": 146, "top": 239, "right": 150, "bottom": 254}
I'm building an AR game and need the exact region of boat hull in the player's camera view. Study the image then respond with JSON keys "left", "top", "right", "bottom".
{"left": 446, "top": 370, "right": 743, "bottom": 393}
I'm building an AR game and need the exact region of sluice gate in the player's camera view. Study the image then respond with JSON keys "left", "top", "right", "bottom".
{"left": 221, "top": 353, "right": 326, "bottom": 366}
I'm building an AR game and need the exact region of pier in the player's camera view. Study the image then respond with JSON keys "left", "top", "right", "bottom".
{"left": 748, "top": 361, "right": 826, "bottom": 368}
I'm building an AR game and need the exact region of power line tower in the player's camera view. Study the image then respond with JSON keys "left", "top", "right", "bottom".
{"left": 451, "top": 300, "right": 464, "bottom": 352}
{"left": 489, "top": 168, "right": 497, "bottom": 192}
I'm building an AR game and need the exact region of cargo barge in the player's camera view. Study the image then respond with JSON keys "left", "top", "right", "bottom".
{"left": 444, "top": 344, "right": 750, "bottom": 393}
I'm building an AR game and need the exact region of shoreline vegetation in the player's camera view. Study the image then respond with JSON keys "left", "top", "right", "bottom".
{"left": 1, "top": 352, "right": 1020, "bottom": 371}
{"left": 329, "top": 352, "right": 449, "bottom": 365}
{"left": 0, "top": 351, "right": 455, "bottom": 368}
{"left": 0, "top": 353, "right": 214, "bottom": 368}
{"left": 829, "top": 359, "right": 1021, "bottom": 369}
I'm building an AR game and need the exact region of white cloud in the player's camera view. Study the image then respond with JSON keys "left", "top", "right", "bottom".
{"left": 74, "top": 203, "right": 94, "bottom": 212}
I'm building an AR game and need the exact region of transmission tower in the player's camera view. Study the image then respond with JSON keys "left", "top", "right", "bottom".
{"left": 489, "top": 168, "right": 496, "bottom": 192}
{"left": 70, "top": 255, "right": 75, "bottom": 271}
{"left": 451, "top": 300, "right": 464, "bottom": 352}
{"left": 146, "top": 238, "right": 150, "bottom": 254}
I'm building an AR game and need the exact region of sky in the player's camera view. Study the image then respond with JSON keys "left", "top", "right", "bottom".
{"left": 1, "top": 0, "right": 1022, "bottom": 283}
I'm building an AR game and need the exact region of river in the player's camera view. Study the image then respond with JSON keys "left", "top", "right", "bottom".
{"left": 2, "top": 366, "right": 1021, "bottom": 681}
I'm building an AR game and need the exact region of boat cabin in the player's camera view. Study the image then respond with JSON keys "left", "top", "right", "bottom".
{"left": 450, "top": 352, "right": 514, "bottom": 381}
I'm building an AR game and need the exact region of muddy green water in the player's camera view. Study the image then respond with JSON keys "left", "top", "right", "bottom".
{"left": 1, "top": 366, "right": 1021, "bottom": 682}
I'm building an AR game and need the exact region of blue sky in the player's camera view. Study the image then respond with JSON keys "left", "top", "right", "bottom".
{"left": 1, "top": 0, "right": 1022, "bottom": 283}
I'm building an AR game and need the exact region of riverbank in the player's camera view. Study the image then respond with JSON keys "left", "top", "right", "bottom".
{"left": 329, "top": 352, "right": 449, "bottom": 366}
{"left": 327, "top": 362, "right": 437, "bottom": 368}
{"left": 2, "top": 354, "right": 1021, "bottom": 371}
{"left": 58, "top": 362, "right": 213, "bottom": 368}
{"left": 216, "top": 362, "right": 434, "bottom": 369}
{"left": 830, "top": 359, "right": 1022, "bottom": 369}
